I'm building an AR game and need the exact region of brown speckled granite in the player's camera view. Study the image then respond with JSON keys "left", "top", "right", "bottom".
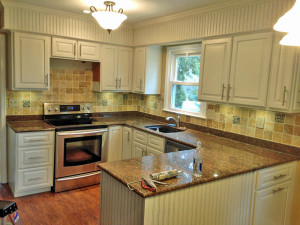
{"left": 99, "top": 148, "right": 297, "bottom": 198}
{"left": 8, "top": 121, "right": 55, "bottom": 133}
{"left": 6, "top": 115, "right": 43, "bottom": 121}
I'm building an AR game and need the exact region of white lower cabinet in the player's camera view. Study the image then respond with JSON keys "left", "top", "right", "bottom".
{"left": 132, "top": 129, "right": 165, "bottom": 157}
{"left": 132, "top": 141, "right": 147, "bottom": 158}
{"left": 122, "top": 127, "right": 132, "bottom": 160}
{"left": 253, "top": 181, "right": 294, "bottom": 225}
{"left": 8, "top": 128, "right": 55, "bottom": 197}
{"left": 252, "top": 162, "right": 296, "bottom": 225}
{"left": 107, "top": 126, "right": 123, "bottom": 162}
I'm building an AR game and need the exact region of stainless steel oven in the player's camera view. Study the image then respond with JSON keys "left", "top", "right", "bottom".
{"left": 55, "top": 128, "right": 107, "bottom": 192}
{"left": 44, "top": 102, "right": 108, "bottom": 193}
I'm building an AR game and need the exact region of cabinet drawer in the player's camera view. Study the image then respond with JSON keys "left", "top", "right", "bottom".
{"left": 18, "top": 146, "right": 54, "bottom": 169}
{"left": 17, "top": 166, "right": 53, "bottom": 191}
{"left": 133, "top": 129, "right": 147, "bottom": 145}
{"left": 147, "top": 134, "right": 164, "bottom": 152}
{"left": 147, "top": 146, "right": 162, "bottom": 156}
{"left": 256, "top": 162, "right": 296, "bottom": 190}
{"left": 18, "top": 131, "right": 54, "bottom": 147}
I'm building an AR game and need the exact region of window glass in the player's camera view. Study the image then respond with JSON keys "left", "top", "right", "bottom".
{"left": 175, "top": 55, "right": 200, "bottom": 82}
{"left": 171, "top": 84, "right": 200, "bottom": 113}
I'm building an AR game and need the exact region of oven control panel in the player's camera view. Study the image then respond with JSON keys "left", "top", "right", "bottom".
{"left": 44, "top": 103, "right": 93, "bottom": 115}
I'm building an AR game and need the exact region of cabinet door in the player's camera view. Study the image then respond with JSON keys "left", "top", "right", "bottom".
{"left": 14, "top": 32, "right": 50, "bottom": 90}
{"left": 122, "top": 127, "right": 132, "bottom": 160}
{"left": 52, "top": 37, "right": 77, "bottom": 59}
{"left": 146, "top": 146, "right": 162, "bottom": 156}
{"left": 253, "top": 181, "right": 294, "bottom": 225}
{"left": 229, "top": 33, "right": 273, "bottom": 107}
{"left": 78, "top": 41, "right": 100, "bottom": 61}
{"left": 267, "top": 33, "right": 297, "bottom": 110}
{"left": 132, "top": 141, "right": 147, "bottom": 158}
{"left": 107, "top": 126, "right": 123, "bottom": 162}
{"left": 132, "top": 47, "right": 146, "bottom": 92}
{"left": 101, "top": 45, "right": 119, "bottom": 91}
{"left": 118, "top": 47, "right": 133, "bottom": 91}
{"left": 198, "top": 38, "right": 232, "bottom": 103}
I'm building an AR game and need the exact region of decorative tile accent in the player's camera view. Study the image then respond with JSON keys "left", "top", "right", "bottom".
{"left": 22, "top": 100, "right": 30, "bottom": 108}
{"left": 102, "top": 100, "right": 108, "bottom": 106}
{"left": 232, "top": 116, "right": 240, "bottom": 124}
{"left": 275, "top": 112, "right": 285, "bottom": 123}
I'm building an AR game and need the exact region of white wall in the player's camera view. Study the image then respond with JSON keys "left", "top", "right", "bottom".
{"left": 0, "top": 33, "right": 7, "bottom": 183}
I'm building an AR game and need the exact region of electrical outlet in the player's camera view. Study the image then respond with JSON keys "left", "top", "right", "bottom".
{"left": 256, "top": 116, "right": 265, "bottom": 129}
{"left": 9, "top": 98, "right": 19, "bottom": 108}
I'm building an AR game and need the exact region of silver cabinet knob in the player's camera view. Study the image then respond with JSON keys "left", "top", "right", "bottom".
{"left": 47, "top": 108, "right": 52, "bottom": 112}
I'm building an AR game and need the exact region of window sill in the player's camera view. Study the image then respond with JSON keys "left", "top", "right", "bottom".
{"left": 162, "top": 108, "right": 207, "bottom": 119}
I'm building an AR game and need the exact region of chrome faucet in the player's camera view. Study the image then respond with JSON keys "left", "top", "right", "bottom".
{"left": 166, "top": 114, "right": 181, "bottom": 127}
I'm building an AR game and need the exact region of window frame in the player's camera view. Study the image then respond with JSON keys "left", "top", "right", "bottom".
{"left": 163, "top": 44, "right": 207, "bottom": 118}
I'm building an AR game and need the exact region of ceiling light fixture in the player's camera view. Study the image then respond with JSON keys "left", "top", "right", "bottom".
{"left": 273, "top": 0, "right": 300, "bottom": 46}
{"left": 90, "top": 1, "right": 127, "bottom": 34}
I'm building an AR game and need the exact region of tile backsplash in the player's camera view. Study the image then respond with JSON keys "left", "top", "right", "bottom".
{"left": 6, "top": 68, "right": 300, "bottom": 148}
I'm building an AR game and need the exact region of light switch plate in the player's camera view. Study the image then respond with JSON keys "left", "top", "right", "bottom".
{"left": 9, "top": 98, "right": 19, "bottom": 108}
{"left": 256, "top": 116, "right": 265, "bottom": 129}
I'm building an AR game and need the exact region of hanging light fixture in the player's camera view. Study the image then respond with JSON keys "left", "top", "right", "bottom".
{"left": 273, "top": 0, "right": 300, "bottom": 46}
{"left": 90, "top": 1, "right": 127, "bottom": 34}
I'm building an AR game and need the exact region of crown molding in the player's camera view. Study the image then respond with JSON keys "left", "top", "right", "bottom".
{"left": 134, "top": 0, "right": 272, "bottom": 28}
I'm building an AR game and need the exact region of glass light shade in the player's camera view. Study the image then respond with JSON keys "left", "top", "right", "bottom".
{"left": 274, "top": 0, "right": 300, "bottom": 32}
{"left": 91, "top": 11, "right": 127, "bottom": 30}
{"left": 280, "top": 32, "right": 300, "bottom": 46}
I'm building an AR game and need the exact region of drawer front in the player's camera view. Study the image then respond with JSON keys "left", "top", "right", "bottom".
{"left": 133, "top": 129, "right": 147, "bottom": 145}
{"left": 147, "top": 134, "right": 165, "bottom": 152}
{"left": 256, "top": 162, "right": 296, "bottom": 190}
{"left": 17, "top": 166, "right": 53, "bottom": 191}
{"left": 18, "top": 146, "right": 54, "bottom": 169}
{"left": 18, "top": 131, "right": 54, "bottom": 148}
{"left": 147, "top": 146, "right": 163, "bottom": 156}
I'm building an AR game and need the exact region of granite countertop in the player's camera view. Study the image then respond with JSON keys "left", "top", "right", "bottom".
{"left": 99, "top": 146, "right": 297, "bottom": 198}
{"left": 8, "top": 120, "right": 55, "bottom": 132}
{"left": 96, "top": 116, "right": 298, "bottom": 198}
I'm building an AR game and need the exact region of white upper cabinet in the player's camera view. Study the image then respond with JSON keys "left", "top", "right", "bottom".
{"left": 228, "top": 32, "right": 273, "bottom": 107}
{"left": 52, "top": 37, "right": 100, "bottom": 61}
{"left": 133, "top": 47, "right": 146, "bottom": 92}
{"left": 267, "top": 33, "right": 300, "bottom": 112}
{"left": 78, "top": 41, "right": 100, "bottom": 61}
{"left": 118, "top": 47, "right": 133, "bottom": 91}
{"left": 52, "top": 38, "right": 76, "bottom": 59}
{"left": 9, "top": 32, "right": 51, "bottom": 90}
{"left": 132, "top": 46, "right": 162, "bottom": 94}
{"left": 101, "top": 45, "right": 119, "bottom": 91}
{"left": 198, "top": 38, "right": 232, "bottom": 103}
{"left": 95, "top": 45, "right": 133, "bottom": 92}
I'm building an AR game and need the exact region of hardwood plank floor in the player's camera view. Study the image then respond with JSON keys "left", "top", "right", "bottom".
{"left": 0, "top": 184, "right": 100, "bottom": 225}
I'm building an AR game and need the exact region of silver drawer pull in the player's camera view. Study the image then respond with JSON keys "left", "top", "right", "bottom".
{"left": 28, "top": 177, "right": 43, "bottom": 181}
{"left": 273, "top": 187, "right": 284, "bottom": 194}
{"left": 273, "top": 174, "right": 286, "bottom": 180}
{"left": 29, "top": 156, "right": 44, "bottom": 160}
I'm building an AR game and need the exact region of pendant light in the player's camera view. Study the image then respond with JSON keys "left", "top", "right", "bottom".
{"left": 273, "top": 0, "right": 300, "bottom": 46}
{"left": 90, "top": 1, "right": 127, "bottom": 34}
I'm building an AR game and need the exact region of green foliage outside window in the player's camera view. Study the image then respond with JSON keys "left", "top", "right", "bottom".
{"left": 174, "top": 56, "right": 200, "bottom": 108}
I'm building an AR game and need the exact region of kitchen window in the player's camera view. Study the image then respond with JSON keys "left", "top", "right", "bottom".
{"left": 164, "top": 44, "right": 207, "bottom": 118}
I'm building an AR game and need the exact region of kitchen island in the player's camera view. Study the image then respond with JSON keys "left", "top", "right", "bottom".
{"left": 98, "top": 142, "right": 297, "bottom": 225}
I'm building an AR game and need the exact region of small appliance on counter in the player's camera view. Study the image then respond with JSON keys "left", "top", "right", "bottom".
{"left": 44, "top": 103, "right": 108, "bottom": 193}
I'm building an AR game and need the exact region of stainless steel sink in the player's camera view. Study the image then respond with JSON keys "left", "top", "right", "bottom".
{"left": 145, "top": 125, "right": 184, "bottom": 133}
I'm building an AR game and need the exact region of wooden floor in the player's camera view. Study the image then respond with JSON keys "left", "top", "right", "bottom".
{"left": 0, "top": 183, "right": 100, "bottom": 225}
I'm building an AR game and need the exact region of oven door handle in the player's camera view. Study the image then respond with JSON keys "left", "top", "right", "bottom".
{"left": 57, "top": 129, "right": 107, "bottom": 136}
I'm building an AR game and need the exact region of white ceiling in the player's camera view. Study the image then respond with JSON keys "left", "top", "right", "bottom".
{"left": 14, "top": 0, "right": 228, "bottom": 23}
